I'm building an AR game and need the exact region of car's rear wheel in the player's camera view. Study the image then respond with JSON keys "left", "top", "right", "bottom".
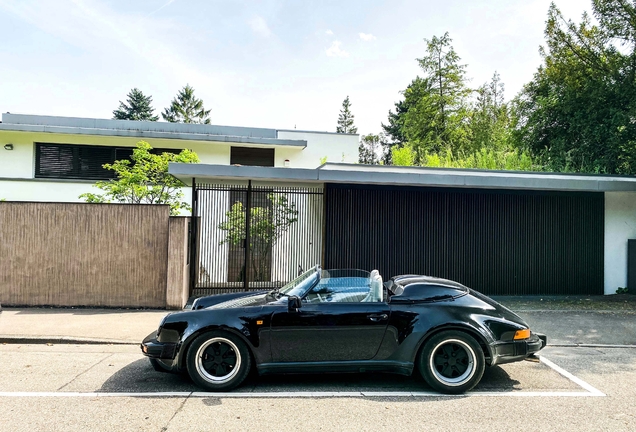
{"left": 418, "top": 330, "right": 485, "bottom": 394}
{"left": 186, "top": 331, "right": 251, "bottom": 391}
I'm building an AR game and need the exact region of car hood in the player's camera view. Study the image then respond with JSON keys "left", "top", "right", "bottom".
{"left": 206, "top": 292, "right": 274, "bottom": 310}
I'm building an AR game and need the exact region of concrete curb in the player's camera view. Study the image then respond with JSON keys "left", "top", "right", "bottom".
{"left": 548, "top": 343, "right": 636, "bottom": 348}
{"left": 0, "top": 335, "right": 138, "bottom": 345}
{"left": 514, "top": 310, "right": 636, "bottom": 313}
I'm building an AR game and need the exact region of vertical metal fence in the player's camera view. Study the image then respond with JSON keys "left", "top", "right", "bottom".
{"left": 191, "top": 182, "right": 324, "bottom": 296}
{"left": 324, "top": 183, "right": 604, "bottom": 296}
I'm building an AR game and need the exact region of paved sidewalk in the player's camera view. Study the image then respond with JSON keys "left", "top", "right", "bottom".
{"left": 0, "top": 308, "right": 168, "bottom": 344}
{"left": 1, "top": 295, "right": 636, "bottom": 345}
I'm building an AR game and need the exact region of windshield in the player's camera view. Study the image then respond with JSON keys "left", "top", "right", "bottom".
{"left": 278, "top": 266, "right": 321, "bottom": 297}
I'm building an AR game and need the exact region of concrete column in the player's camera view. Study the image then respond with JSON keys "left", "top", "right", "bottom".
{"left": 604, "top": 192, "right": 636, "bottom": 294}
{"left": 166, "top": 216, "right": 191, "bottom": 309}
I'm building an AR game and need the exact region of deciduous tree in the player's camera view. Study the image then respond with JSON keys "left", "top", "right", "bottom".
{"left": 218, "top": 195, "right": 298, "bottom": 282}
{"left": 79, "top": 141, "right": 199, "bottom": 215}
{"left": 515, "top": 1, "right": 636, "bottom": 174}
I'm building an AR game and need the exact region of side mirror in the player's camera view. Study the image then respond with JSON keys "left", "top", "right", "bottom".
{"left": 288, "top": 295, "right": 302, "bottom": 312}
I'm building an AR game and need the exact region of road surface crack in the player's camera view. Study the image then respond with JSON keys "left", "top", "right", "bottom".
{"left": 160, "top": 394, "right": 190, "bottom": 432}
{"left": 57, "top": 353, "right": 114, "bottom": 391}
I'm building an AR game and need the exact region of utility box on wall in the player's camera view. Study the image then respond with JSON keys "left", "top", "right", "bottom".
{"left": 628, "top": 240, "right": 636, "bottom": 294}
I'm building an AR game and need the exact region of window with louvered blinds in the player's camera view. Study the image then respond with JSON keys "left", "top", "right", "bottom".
{"left": 35, "top": 143, "right": 183, "bottom": 180}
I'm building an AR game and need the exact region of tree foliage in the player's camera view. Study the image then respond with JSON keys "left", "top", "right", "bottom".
{"left": 470, "top": 72, "right": 512, "bottom": 152}
{"left": 218, "top": 195, "right": 299, "bottom": 282}
{"left": 358, "top": 133, "right": 386, "bottom": 164}
{"left": 112, "top": 88, "right": 158, "bottom": 121}
{"left": 336, "top": 96, "right": 358, "bottom": 134}
{"left": 79, "top": 141, "right": 199, "bottom": 215}
{"left": 162, "top": 84, "right": 211, "bottom": 124}
{"left": 383, "top": 33, "right": 536, "bottom": 171}
{"left": 515, "top": 1, "right": 636, "bottom": 174}
{"left": 381, "top": 78, "right": 427, "bottom": 163}
{"left": 403, "top": 33, "right": 472, "bottom": 159}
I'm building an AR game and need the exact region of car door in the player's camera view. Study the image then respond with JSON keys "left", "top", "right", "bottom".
{"left": 269, "top": 301, "right": 391, "bottom": 363}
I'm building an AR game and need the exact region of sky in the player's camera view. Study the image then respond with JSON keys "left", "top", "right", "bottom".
{"left": 0, "top": 0, "right": 591, "bottom": 136}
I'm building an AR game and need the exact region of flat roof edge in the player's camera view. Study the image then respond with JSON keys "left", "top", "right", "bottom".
{"left": 0, "top": 124, "right": 307, "bottom": 147}
{"left": 1, "top": 113, "right": 279, "bottom": 138}
{"left": 169, "top": 163, "right": 319, "bottom": 184}
{"left": 168, "top": 163, "right": 636, "bottom": 192}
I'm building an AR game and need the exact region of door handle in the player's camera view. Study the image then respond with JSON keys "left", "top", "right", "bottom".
{"left": 368, "top": 314, "right": 388, "bottom": 322}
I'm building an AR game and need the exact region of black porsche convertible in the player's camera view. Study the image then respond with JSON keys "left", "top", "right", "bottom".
{"left": 141, "top": 266, "right": 546, "bottom": 394}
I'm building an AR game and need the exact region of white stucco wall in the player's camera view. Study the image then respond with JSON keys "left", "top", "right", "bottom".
{"left": 604, "top": 191, "right": 636, "bottom": 294}
{"left": 0, "top": 128, "right": 355, "bottom": 205}
{"left": 276, "top": 130, "right": 359, "bottom": 168}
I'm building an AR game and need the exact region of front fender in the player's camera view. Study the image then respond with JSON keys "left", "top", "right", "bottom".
{"left": 159, "top": 307, "right": 275, "bottom": 370}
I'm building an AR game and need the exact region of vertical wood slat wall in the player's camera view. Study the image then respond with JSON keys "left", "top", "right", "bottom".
{"left": 0, "top": 202, "right": 185, "bottom": 308}
{"left": 324, "top": 184, "right": 604, "bottom": 296}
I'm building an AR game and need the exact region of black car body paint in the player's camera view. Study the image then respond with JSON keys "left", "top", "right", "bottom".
{"left": 142, "top": 269, "right": 546, "bottom": 384}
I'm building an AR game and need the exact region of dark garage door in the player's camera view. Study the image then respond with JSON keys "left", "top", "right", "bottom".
{"left": 324, "top": 184, "right": 604, "bottom": 296}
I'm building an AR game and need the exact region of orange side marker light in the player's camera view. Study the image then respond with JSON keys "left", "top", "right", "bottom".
{"left": 514, "top": 329, "right": 531, "bottom": 340}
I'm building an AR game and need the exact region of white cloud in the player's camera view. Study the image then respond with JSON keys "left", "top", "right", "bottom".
{"left": 248, "top": 16, "right": 272, "bottom": 38}
{"left": 0, "top": 0, "right": 211, "bottom": 92}
{"left": 359, "top": 32, "right": 376, "bottom": 41}
{"left": 325, "top": 41, "right": 349, "bottom": 57}
{"left": 325, "top": 29, "right": 334, "bottom": 36}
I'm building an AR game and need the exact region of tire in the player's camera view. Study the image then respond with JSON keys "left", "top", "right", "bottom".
{"left": 418, "top": 330, "right": 485, "bottom": 394}
{"left": 186, "top": 331, "right": 252, "bottom": 392}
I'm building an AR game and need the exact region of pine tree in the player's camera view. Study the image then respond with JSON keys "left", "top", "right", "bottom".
{"left": 162, "top": 84, "right": 211, "bottom": 124}
{"left": 336, "top": 96, "right": 357, "bottom": 134}
{"left": 112, "top": 88, "right": 158, "bottom": 121}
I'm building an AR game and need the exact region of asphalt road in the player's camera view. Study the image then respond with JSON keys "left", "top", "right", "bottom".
{"left": 1, "top": 344, "right": 635, "bottom": 431}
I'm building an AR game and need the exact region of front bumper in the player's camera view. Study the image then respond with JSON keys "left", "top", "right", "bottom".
{"left": 491, "top": 332, "right": 547, "bottom": 365}
{"left": 140, "top": 331, "right": 179, "bottom": 359}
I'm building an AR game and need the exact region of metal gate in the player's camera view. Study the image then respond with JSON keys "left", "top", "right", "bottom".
{"left": 190, "top": 182, "right": 324, "bottom": 296}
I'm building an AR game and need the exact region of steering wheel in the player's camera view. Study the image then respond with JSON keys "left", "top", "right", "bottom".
{"left": 316, "top": 293, "right": 324, "bottom": 303}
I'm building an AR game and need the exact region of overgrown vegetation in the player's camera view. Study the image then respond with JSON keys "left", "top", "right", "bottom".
{"left": 79, "top": 141, "right": 199, "bottom": 215}
{"left": 355, "top": 1, "right": 636, "bottom": 175}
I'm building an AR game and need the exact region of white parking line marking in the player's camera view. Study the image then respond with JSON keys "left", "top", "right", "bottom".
{"left": 0, "top": 390, "right": 603, "bottom": 398}
{"left": 0, "top": 356, "right": 605, "bottom": 398}
{"left": 540, "top": 356, "right": 605, "bottom": 396}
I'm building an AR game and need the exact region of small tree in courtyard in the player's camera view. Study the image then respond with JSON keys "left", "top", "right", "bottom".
{"left": 218, "top": 194, "right": 299, "bottom": 282}
{"left": 79, "top": 141, "right": 199, "bottom": 215}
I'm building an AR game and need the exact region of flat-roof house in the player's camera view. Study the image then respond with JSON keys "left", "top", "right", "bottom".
{"left": 169, "top": 162, "right": 636, "bottom": 297}
{"left": 3, "top": 112, "right": 636, "bottom": 299}
{"left": 0, "top": 112, "right": 359, "bottom": 205}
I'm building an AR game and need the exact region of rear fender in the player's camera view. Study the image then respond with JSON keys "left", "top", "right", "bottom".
{"left": 413, "top": 324, "right": 494, "bottom": 365}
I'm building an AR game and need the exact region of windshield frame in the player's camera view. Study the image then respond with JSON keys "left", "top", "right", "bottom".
{"left": 278, "top": 265, "right": 322, "bottom": 298}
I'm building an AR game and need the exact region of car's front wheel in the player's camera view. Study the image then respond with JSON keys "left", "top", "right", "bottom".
{"left": 418, "top": 330, "right": 485, "bottom": 394}
{"left": 186, "top": 331, "right": 251, "bottom": 391}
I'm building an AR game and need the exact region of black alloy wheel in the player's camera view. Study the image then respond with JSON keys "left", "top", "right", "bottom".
{"left": 186, "top": 331, "right": 251, "bottom": 391}
{"left": 418, "top": 330, "right": 485, "bottom": 394}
